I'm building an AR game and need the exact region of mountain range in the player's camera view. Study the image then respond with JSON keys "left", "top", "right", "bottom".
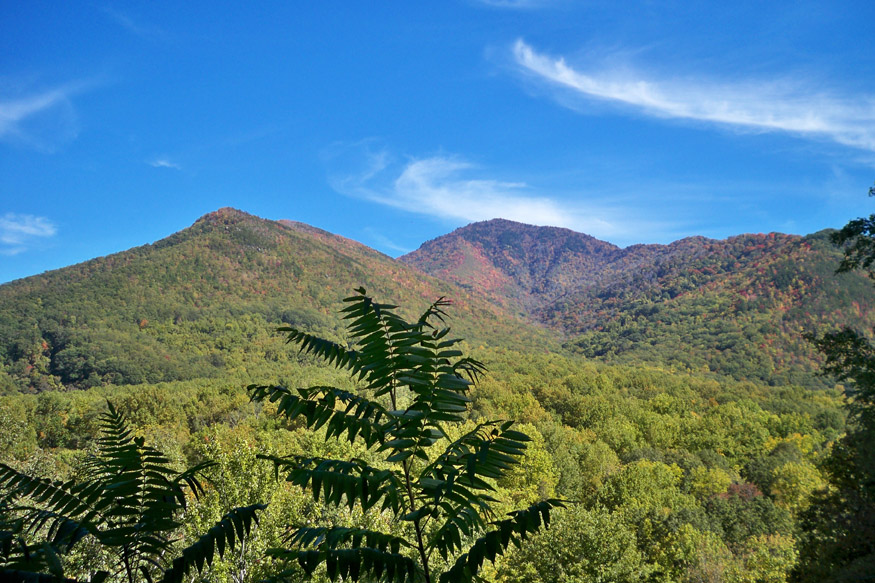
{"left": 401, "top": 219, "right": 874, "bottom": 386}
{"left": 1, "top": 207, "right": 870, "bottom": 393}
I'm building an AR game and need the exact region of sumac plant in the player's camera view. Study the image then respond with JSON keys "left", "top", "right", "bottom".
{"left": 248, "top": 288, "right": 563, "bottom": 583}
{"left": 0, "top": 403, "right": 264, "bottom": 583}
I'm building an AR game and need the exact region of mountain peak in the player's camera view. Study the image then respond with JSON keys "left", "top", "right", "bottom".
{"left": 449, "top": 218, "right": 608, "bottom": 243}
{"left": 400, "top": 219, "right": 622, "bottom": 310}
{"left": 195, "top": 207, "right": 256, "bottom": 225}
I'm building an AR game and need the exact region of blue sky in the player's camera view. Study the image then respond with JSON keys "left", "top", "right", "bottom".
{"left": 2, "top": 1, "right": 875, "bottom": 284}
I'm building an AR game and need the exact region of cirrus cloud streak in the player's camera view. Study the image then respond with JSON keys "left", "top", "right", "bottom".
{"left": 148, "top": 157, "right": 181, "bottom": 170}
{"left": 329, "top": 149, "right": 672, "bottom": 242}
{"left": 0, "top": 81, "right": 92, "bottom": 151}
{"left": 392, "top": 157, "right": 581, "bottom": 228}
{"left": 0, "top": 213, "right": 57, "bottom": 255}
{"left": 513, "top": 40, "right": 875, "bottom": 151}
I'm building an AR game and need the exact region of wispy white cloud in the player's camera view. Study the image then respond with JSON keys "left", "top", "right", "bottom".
{"left": 0, "top": 213, "right": 57, "bottom": 255}
{"left": 362, "top": 227, "right": 412, "bottom": 254}
{"left": 102, "top": 6, "right": 166, "bottom": 40}
{"left": 391, "top": 157, "right": 578, "bottom": 227}
{"left": 474, "top": 0, "right": 556, "bottom": 8}
{"left": 329, "top": 148, "right": 672, "bottom": 242}
{"left": 513, "top": 40, "right": 875, "bottom": 151}
{"left": 148, "top": 157, "right": 181, "bottom": 170}
{"left": 0, "top": 81, "right": 90, "bottom": 151}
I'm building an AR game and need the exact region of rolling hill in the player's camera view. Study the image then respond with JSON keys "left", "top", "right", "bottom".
{"left": 0, "top": 209, "right": 552, "bottom": 393}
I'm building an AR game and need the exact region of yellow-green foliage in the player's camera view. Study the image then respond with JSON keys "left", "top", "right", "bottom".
{"left": 0, "top": 342, "right": 843, "bottom": 582}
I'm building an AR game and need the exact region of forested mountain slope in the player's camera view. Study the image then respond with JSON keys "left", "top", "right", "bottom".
{"left": 3, "top": 211, "right": 869, "bottom": 393}
{"left": 0, "top": 208, "right": 552, "bottom": 393}
{"left": 401, "top": 220, "right": 874, "bottom": 387}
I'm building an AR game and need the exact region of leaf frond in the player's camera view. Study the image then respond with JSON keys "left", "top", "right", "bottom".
{"left": 247, "top": 384, "right": 390, "bottom": 448}
{"left": 258, "top": 455, "right": 405, "bottom": 513}
{"left": 265, "top": 546, "right": 420, "bottom": 583}
{"left": 286, "top": 526, "right": 411, "bottom": 553}
{"left": 160, "top": 504, "right": 266, "bottom": 583}
{"left": 281, "top": 327, "right": 361, "bottom": 373}
{"left": 438, "top": 500, "right": 566, "bottom": 583}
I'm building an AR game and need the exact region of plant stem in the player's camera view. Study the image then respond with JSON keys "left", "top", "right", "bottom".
{"left": 403, "top": 459, "right": 432, "bottom": 583}
{"left": 122, "top": 543, "right": 135, "bottom": 583}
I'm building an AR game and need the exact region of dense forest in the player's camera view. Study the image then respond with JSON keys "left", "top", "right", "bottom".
{"left": 0, "top": 206, "right": 873, "bottom": 581}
